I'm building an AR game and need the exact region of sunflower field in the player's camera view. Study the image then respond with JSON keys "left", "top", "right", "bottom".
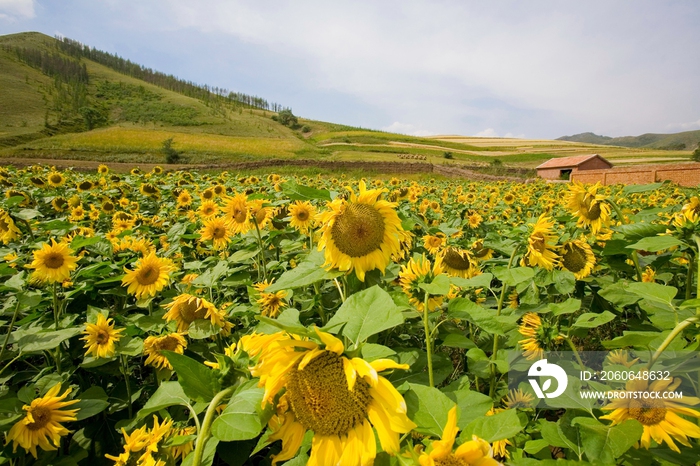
{"left": 1, "top": 163, "right": 700, "bottom": 466}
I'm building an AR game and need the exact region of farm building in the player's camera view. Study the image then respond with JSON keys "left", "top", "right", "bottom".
{"left": 536, "top": 154, "right": 613, "bottom": 180}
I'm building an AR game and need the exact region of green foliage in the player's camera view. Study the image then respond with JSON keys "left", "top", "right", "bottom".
{"left": 693, "top": 144, "right": 700, "bottom": 162}
{"left": 161, "top": 137, "right": 181, "bottom": 163}
{"left": 276, "top": 108, "right": 299, "bottom": 128}
{"left": 443, "top": 151, "right": 453, "bottom": 159}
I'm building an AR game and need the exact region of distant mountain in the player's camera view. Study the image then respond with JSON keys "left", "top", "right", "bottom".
{"left": 558, "top": 130, "right": 700, "bottom": 150}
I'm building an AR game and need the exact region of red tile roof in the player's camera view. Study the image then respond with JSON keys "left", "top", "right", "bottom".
{"left": 536, "top": 154, "right": 612, "bottom": 170}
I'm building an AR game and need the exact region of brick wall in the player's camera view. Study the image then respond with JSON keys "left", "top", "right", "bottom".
{"left": 571, "top": 163, "right": 700, "bottom": 187}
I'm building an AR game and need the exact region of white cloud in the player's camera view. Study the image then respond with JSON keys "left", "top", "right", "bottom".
{"left": 0, "top": 0, "right": 34, "bottom": 19}
{"left": 95, "top": 1, "right": 700, "bottom": 137}
{"left": 382, "top": 122, "right": 436, "bottom": 137}
{"left": 475, "top": 128, "right": 499, "bottom": 137}
{"left": 667, "top": 119, "right": 700, "bottom": 131}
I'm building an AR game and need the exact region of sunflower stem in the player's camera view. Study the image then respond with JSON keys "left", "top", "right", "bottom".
{"left": 253, "top": 221, "right": 268, "bottom": 282}
{"left": 423, "top": 290, "right": 434, "bottom": 388}
{"left": 192, "top": 387, "right": 235, "bottom": 466}
{"left": 313, "top": 283, "right": 326, "bottom": 324}
{"left": 648, "top": 316, "right": 700, "bottom": 369}
{"left": 333, "top": 278, "right": 346, "bottom": 303}
{"left": 18, "top": 217, "right": 34, "bottom": 241}
{"left": 120, "top": 354, "right": 133, "bottom": 419}
{"left": 0, "top": 299, "right": 21, "bottom": 364}
{"left": 561, "top": 334, "right": 585, "bottom": 370}
{"left": 686, "top": 251, "right": 694, "bottom": 300}
{"left": 489, "top": 247, "right": 518, "bottom": 398}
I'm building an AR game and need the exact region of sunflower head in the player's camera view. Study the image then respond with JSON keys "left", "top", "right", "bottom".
{"left": 317, "top": 181, "right": 404, "bottom": 281}
{"left": 559, "top": 239, "right": 595, "bottom": 279}
{"left": 398, "top": 254, "right": 446, "bottom": 312}
{"left": 82, "top": 313, "right": 124, "bottom": 358}
{"left": 143, "top": 333, "right": 187, "bottom": 370}
{"left": 121, "top": 252, "right": 175, "bottom": 299}
{"left": 435, "top": 247, "right": 479, "bottom": 279}
{"left": 28, "top": 239, "right": 79, "bottom": 284}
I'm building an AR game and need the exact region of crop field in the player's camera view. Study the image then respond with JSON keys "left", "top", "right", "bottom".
{"left": 0, "top": 163, "right": 699, "bottom": 465}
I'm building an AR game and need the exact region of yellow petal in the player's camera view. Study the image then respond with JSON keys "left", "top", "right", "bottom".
{"left": 314, "top": 327, "right": 344, "bottom": 354}
{"left": 370, "top": 359, "right": 410, "bottom": 373}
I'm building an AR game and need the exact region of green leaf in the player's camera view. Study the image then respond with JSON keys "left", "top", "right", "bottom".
{"left": 405, "top": 383, "right": 454, "bottom": 437}
{"left": 626, "top": 282, "right": 677, "bottom": 306}
{"left": 15, "top": 209, "right": 41, "bottom": 221}
{"left": 182, "top": 439, "right": 219, "bottom": 466}
{"left": 418, "top": 274, "right": 451, "bottom": 296}
{"left": 622, "top": 182, "right": 666, "bottom": 194}
{"left": 117, "top": 336, "right": 143, "bottom": 356}
{"left": 192, "top": 260, "right": 229, "bottom": 288}
{"left": 460, "top": 409, "right": 523, "bottom": 443}
{"left": 70, "top": 235, "right": 103, "bottom": 250}
{"left": 18, "top": 328, "right": 82, "bottom": 352}
{"left": 572, "top": 311, "right": 616, "bottom": 328}
{"left": 188, "top": 320, "right": 220, "bottom": 340}
{"left": 450, "top": 273, "right": 493, "bottom": 290}
{"left": 627, "top": 235, "right": 683, "bottom": 252}
{"left": 281, "top": 180, "right": 331, "bottom": 202}
{"left": 74, "top": 399, "right": 109, "bottom": 420}
{"left": 493, "top": 266, "right": 535, "bottom": 286}
{"left": 361, "top": 343, "right": 397, "bottom": 362}
{"left": 524, "top": 439, "right": 551, "bottom": 454}
{"left": 443, "top": 386, "right": 492, "bottom": 429}
{"left": 325, "top": 286, "right": 404, "bottom": 345}
{"left": 540, "top": 420, "right": 583, "bottom": 457}
{"left": 441, "top": 333, "right": 475, "bottom": 349}
{"left": 448, "top": 298, "right": 505, "bottom": 335}
{"left": 598, "top": 282, "right": 640, "bottom": 307}
{"left": 572, "top": 417, "right": 643, "bottom": 463}
{"left": 138, "top": 382, "right": 192, "bottom": 420}
{"left": 4, "top": 272, "right": 26, "bottom": 290}
{"left": 163, "top": 352, "right": 219, "bottom": 402}
{"left": 547, "top": 298, "right": 581, "bottom": 316}
{"left": 228, "top": 248, "right": 261, "bottom": 263}
{"left": 615, "top": 223, "right": 667, "bottom": 242}
{"left": 211, "top": 386, "right": 265, "bottom": 441}
{"left": 603, "top": 331, "right": 663, "bottom": 349}
{"left": 266, "top": 252, "right": 342, "bottom": 292}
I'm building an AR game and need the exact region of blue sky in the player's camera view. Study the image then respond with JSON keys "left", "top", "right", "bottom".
{"left": 1, "top": 0, "right": 699, "bottom": 139}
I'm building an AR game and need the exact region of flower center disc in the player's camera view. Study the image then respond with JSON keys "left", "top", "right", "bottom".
{"left": 561, "top": 244, "right": 587, "bottom": 273}
{"left": 435, "top": 455, "right": 468, "bottom": 466}
{"left": 584, "top": 200, "right": 602, "bottom": 221}
{"left": 629, "top": 399, "right": 667, "bottom": 425}
{"left": 26, "top": 406, "right": 51, "bottom": 431}
{"left": 179, "top": 299, "right": 205, "bottom": 323}
{"left": 211, "top": 226, "right": 225, "bottom": 239}
{"left": 156, "top": 336, "right": 181, "bottom": 352}
{"left": 442, "top": 248, "right": 471, "bottom": 270}
{"left": 286, "top": 351, "right": 371, "bottom": 436}
{"left": 331, "top": 203, "right": 386, "bottom": 258}
{"left": 137, "top": 265, "right": 160, "bottom": 286}
{"left": 95, "top": 329, "right": 110, "bottom": 345}
{"left": 295, "top": 210, "right": 309, "bottom": 221}
{"left": 44, "top": 252, "right": 65, "bottom": 269}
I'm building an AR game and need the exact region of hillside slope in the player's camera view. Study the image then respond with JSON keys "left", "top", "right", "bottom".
{"left": 0, "top": 31, "right": 694, "bottom": 172}
{"left": 558, "top": 130, "right": 700, "bottom": 150}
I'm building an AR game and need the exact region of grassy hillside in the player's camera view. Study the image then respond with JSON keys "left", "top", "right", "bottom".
{"left": 0, "top": 31, "right": 695, "bottom": 174}
{"left": 559, "top": 130, "right": 700, "bottom": 150}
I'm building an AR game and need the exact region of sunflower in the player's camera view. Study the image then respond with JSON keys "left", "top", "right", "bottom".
{"left": 122, "top": 252, "right": 175, "bottom": 299}
{"left": 82, "top": 313, "right": 124, "bottom": 358}
{"left": 316, "top": 181, "right": 404, "bottom": 282}
{"left": 249, "top": 199, "right": 276, "bottom": 229}
{"left": 566, "top": 182, "right": 611, "bottom": 234}
{"left": 98, "top": 164, "right": 109, "bottom": 174}
{"left": 435, "top": 247, "right": 480, "bottom": 279}
{"left": 51, "top": 196, "right": 68, "bottom": 212}
{"left": 143, "top": 333, "right": 188, "bottom": 370}
{"left": 486, "top": 408, "right": 512, "bottom": 459}
{"left": 176, "top": 190, "right": 193, "bottom": 207}
{"left": 47, "top": 172, "right": 66, "bottom": 187}
{"left": 504, "top": 389, "right": 535, "bottom": 409}
{"left": 398, "top": 254, "right": 446, "bottom": 312}
{"left": 76, "top": 180, "right": 94, "bottom": 192}
{"left": 101, "top": 200, "right": 116, "bottom": 214}
{"left": 253, "top": 281, "right": 287, "bottom": 318}
{"left": 0, "top": 209, "right": 20, "bottom": 244}
{"left": 240, "top": 328, "right": 416, "bottom": 466}
{"left": 223, "top": 192, "right": 253, "bottom": 235}
{"left": 467, "top": 211, "right": 483, "bottom": 229}
{"left": 471, "top": 239, "right": 493, "bottom": 261}
{"left": 518, "top": 313, "right": 562, "bottom": 360}
{"left": 416, "top": 406, "right": 501, "bottom": 466}
{"left": 152, "top": 166, "right": 163, "bottom": 175}
{"left": 642, "top": 266, "right": 656, "bottom": 283}
{"left": 288, "top": 200, "right": 317, "bottom": 234}
{"left": 606, "top": 350, "right": 639, "bottom": 368}
{"left": 105, "top": 416, "right": 173, "bottom": 466}
{"left": 166, "top": 425, "right": 196, "bottom": 460}
{"left": 601, "top": 376, "right": 700, "bottom": 453}
{"left": 112, "top": 212, "right": 136, "bottom": 232}
{"left": 139, "top": 183, "right": 160, "bottom": 198}
{"left": 28, "top": 239, "right": 79, "bottom": 284}
{"left": 199, "top": 216, "right": 233, "bottom": 250}
{"left": 422, "top": 233, "right": 445, "bottom": 255}
{"left": 6, "top": 383, "right": 80, "bottom": 459}
{"left": 559, "top": 238, "right": 595, "bottom": 279}
{"left": 162, "top": 293, "right": 229, "bottom": 333}
{"left": 525, "top": 214, "right": 559, "bottom": 271}
{"left": 198, "top": 200, "right": 219, "bottom": 218}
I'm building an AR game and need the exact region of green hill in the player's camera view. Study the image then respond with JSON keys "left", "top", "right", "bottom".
{"left": 558, "top": 130, "right": 700, "bottom": 150}
{"left": 0, "top": 31, "right": 694, "bottom": 174}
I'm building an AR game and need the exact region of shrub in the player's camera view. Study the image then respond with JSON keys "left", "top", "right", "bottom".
{"left": 161, "top": 137, "right": 180, "bottom": 164}
{"left": 301, "top": 125, "right": 311, "bottom": 133}
{"left": 443, "top": 151, "right": 453, "bottom": 159}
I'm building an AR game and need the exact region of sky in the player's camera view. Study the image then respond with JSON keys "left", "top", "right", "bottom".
{"left": 1, "top": 0, "right": 699, "bottom": 139}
